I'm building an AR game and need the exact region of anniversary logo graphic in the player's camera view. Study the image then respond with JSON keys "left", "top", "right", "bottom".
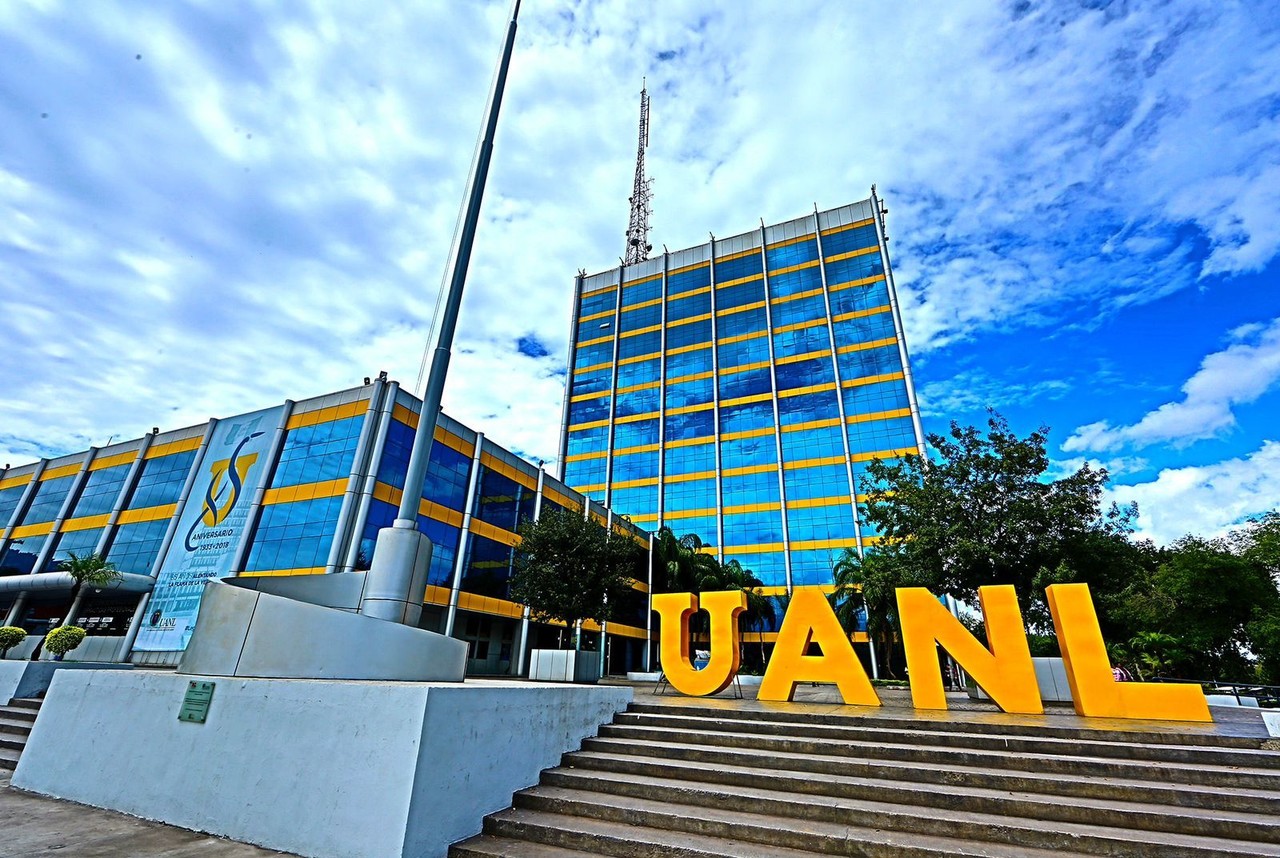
{"left": 133, "top": 406, "right": 282, "bottom": 652}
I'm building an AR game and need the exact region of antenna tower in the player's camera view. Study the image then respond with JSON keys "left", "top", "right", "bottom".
{"left": 624, "top": 81, "right": 653, "bottom": 265}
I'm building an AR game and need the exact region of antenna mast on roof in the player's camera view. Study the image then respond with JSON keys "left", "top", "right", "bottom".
{"left": 623, "top": 81, "right": 653, "bottom": 266}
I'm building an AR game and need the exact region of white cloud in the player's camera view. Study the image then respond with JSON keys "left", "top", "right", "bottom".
{"left": 1064, "top": 318, "right": 1280, "bottom": 452}
{"left": 1107, "top": 441, "right": 1280, "bottom": 545}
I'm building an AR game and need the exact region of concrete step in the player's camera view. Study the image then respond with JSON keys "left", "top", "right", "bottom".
{"left": 538, "top": 765, "right": 1280, "bottom": 855}
{"left": 595, "top": 723, "right": 1280, "bottom": 791}
{"left": 0, "top": 706, "right": 38, "bottom": 724}
{"left": 449, "top": 834, "right": 606, "bottom": 857}
{"left": 0, "top": 734, "right": 26, "bottom": 753}
{"left": 557, "top": 748, "right": 1280, "bottom": 842}
{"left": 0, "top": 715, "right": 34, "bottom": 736}
{"left": 8, "top": 698, "right": 42, "bottom": 711}
{"left": 481, "top": 805, "right": 1083, "bottom": 858}
{"left": 0, "top": 745, "right": 20, "bottom": 771}
{"left": 617, "top": 710, "right": 1280, "bottom": 768}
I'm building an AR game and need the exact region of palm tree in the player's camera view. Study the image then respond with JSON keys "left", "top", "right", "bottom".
{"left": 830, "top": 547, "right": 903, "bottom": 679}
{"left": 58, "top": 551, "right": 123, "bottom": 629}
{"left": 718, "top": 558, "right": 775, "bottom": 668}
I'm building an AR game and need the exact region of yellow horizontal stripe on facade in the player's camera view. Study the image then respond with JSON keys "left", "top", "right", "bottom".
{"left": 421, "top": 499, "right": 465, "bottom": 529}
{"left": 669, "top": 285, "right": 712, "bottom": 301}
{"left": 824, "top": 246, "right": 880, "bottom": 265}
{"left": 720, "top": 426, "right": 774, "bottom": 442}
{"left": 389, "top": 411, "right": 475, "bottom": 457}
{"left": 790, "top": 537, "right": 860, "bottom": 551}
{"left": 827, "top": 273, "right": 887, "bottom": 293}
{"left": 9, "top": 522, "right": 52, "bottom": 539}
{"left": 287, "top": 399, "right": 368, "bottom": 430}
{"left": 241, "top": 566, "right": 327, "bottom": 578}
{"left": 0, "top": 473, "right": 32, "bottom": 490}
{"left": 715, "top": 246, "right": 762, "bottom": 264}
{"left": 41, "top": 462, "right": 83, "bottom": 481}
{"left": 541, "top": 486, "right": 583, "bottom": 512}
{"left": 117, "top": 503, "right": 177, "bottom": 525}
{"left": 424, "top": 584, "right": 452, "bottom": 607}
{"left": 719, "top": 391, "right": 773, "bottom": 408}
{"left": 722, "top": 501, "right": 782, "bottom": 515}
{"left": 578, "top": 332, "right": 614, "bottom": 348}
{"left": 663, "top": 436, "right": 714, "bottom": 449}
{"left": 621, "top": 323, "right": 663, "bottom": 338}
{"left": 621, "top": 296, "right": 662, "bottom": 312}
{"left": 669, "top": 259, "right": 709, "bottom": 276}
{"left": 61, "top": 513, "right": 111, "bottom": 533}
{"left": 455, "top": 590, "right": 525, "bottom": 620}
{"left": 391, "top": 403, "right": 417, "bottom": 426}
{"left": 720, "top": 542, "right": 784, "bottom": 554}
{"left": 775, "top": 348, "right": 831, "bottom": 366}
{"left": 569, "top": 390, "right": 609, "bottom": 404}
{"left": 777, "top": 382, "right": 837, "bottom": 399}
{"left": 563, "top": 450, "right": 607, "bottom": 463}
{"left": 263, "top": 478, "right": 347, "bottom": 506}
{"left": 468, "top": 517, "right": 520, "bottom": 547}
{"left": 764, "top": 232, "right": 817, "bottom": 252}
{"left": 627, "top": 513, "right": 659, "bottom": 524}
{"left": 667, "top": 369, "right": 714, "bottom": 385}
{"left": 714, "top": 274, "right": 764, "bottom": 296}
{"left": 852, "top": 447, "right": 918, "bottom": 463}
{"left": 613, "top": 442, "right": 661, "bottom": 456}
{"left": 719, "top": 359, "right": 772, "bottom": 376}
{"left": 842, "top": 370, "right": 905, "bottom": 389}
{"left": 478, "top": 453, "right": 538, "bottom": 491}
{"left": 786, "top": 495, "right": 853, "bottom": 510}
{"left": 572, "top": 360, "right": 612, "bottom": 376}
{"left": 721, "top": 463, "right": 776, "bottom": 478}
{"left": 767, "top": 257, "right": 821, "bottom": 277}
{"left": 90, "top": 450, "right": 138, "bottom": 471}
{"left": 618, "top": 351, "right": 661, "bottom": 366}
{"left": 771, "top": 316, "right": 828, "bottom": 335}
{"left": 770, "top": 286, "right": 826, "bottom": 307}
{"left": 820, "top": 216, "right": 874, "bottom": 237}
{"left": 668, "top": 312, "right": 712, "bottom": 328}
{"left": 371, "top": 482, "right": 398, "bottom": 506}
{"left": 715, "top": 300, "right": 766, "bottom": 320}
{"left": 755, "top": 583, "right": 837, "bottom": 597}
{"left": 579, "top": 307, "right": 615, "bottom": 323}
{"left": 606, "top": 622, "right": 650, "bottom": 640}
{"left": 783, "top": 454, "right": 847, "bottom": 471}
{"left": 664, "top": 402, "right": 713, "bottom": 417}
{"left": 610, "top": 476, "right": 658, "bottom": 490}
{"left": 614, "top": 411, "right": 661, "bottom": 424}
{"left": 146, "top": 436, "right": 204, "bottom": 459}
{"left": 623, "top": 270, "right": 662, "bottom": 288}
{"left": 567, "top": 417, "right": 610, "bottom": 432}
{"left": 831, "top": 304, "right": 892, "bottom": 325}
{"left": 663, "top": 341, "right": 710, "bottom": 357}
{"left": 847, "top": 407, "right": 912, "bottom": 425}
{"left": 780, "top": 416, "right": 843, "bottom": 433}
{"left": 837, "top": 335, "right": 897, "bottom": 355}
{"left": 664, "top": 469, "right": 715, "bottom": 484}
{"left": 663, "top": 506, "right": 717, "bottom": 520}
{"left": 616, "top": 380, "right": 661, "bottom": 395}
{"left": 581, "top": 281, "right": 617, "bottom": 298}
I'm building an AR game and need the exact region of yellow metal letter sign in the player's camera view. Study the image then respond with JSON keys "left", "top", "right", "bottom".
{"left": 651, "top": 590, "right": 746, "bottom": 696}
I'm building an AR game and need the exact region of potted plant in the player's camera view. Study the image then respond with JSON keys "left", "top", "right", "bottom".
{"left": 43, "top": 626, "right": 87, "bottom": 661}
{"left": 0, "top": 626, "right": 26, "bottom": 660}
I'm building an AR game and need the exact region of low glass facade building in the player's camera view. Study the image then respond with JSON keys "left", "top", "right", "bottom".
{"left": 0, "top": 379, "right": 652, "bottom": 673}
{"left": 559, "top": 194, "right": 926, "bottom": 592}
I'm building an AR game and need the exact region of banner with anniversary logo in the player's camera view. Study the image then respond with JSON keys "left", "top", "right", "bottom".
{"left": 133, "top": 405, "right": 283, "bottom": 652}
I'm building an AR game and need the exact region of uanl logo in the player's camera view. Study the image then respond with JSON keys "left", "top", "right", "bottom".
{"left": 183, "top": 424, "right": 265, "bottom": 552}
{"left": 654, "top": 583, "right": 1213, "bottom": 723}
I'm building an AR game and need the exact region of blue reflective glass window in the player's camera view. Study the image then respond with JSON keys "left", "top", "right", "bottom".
{"left": 837, "top": 344, "right": 902, "bottom": 381}
{"left": 847, "top": 416, "right": 918, "bottom": 456}
{"left": 721, "top": 470, "right": 780, "bottom": 505}
{"left": 107, "top": 518, "right": 170, "bottom": 575}
{"left": 786, "top": 503, "right": 855, "bottom": 543}
{"left": 244, "top": 495, "right": 344, "bottom": 572}
{"left": 666, "top": 318, "right": 712, "bottom": 350}
{"left": 609, "top": 484, "right": 658, "bottom": 518}
{"left": 775, "top": 356, "right": 835, "bottom": 392}
{"left": 617, "top": 357, "right": 660, "bottom": 389}
{"left": 418, "top": 515, "right": 461, "bottom": 586}
{"left": 474, "top": 467, "right": 537, "bottom": 531}
{"left": 618, "top": 330, "right": 661, "bottom": 358}
{"left": 859, "top": 516, "right": 884, "bottom": 539}
{"left": 564, "top": 457, "right": 606, "bottom": 489}
{"left": 737, "top": 551, "right": 786, "bottom": 589}
{"left": 44, "top": 527, "right": 105, "bottom": 571}
{"left": 781, "top": 424, "right": 847, "bottom": 460}
{"left": 717, "top": 335, "right": 769, "bottom": 371}
{"left": 461, "top": 533, "right": 515, "bottom": 598}
{"left": 665, "top": 375, "right": 713, "bottom": 410}
{"left": 773, "top": 324, "right": 831, "bottom": 358}
{"left": 784, "top": 463, "right": 852, "bottom": 501}
{"left": 832, "top": 309, "right": 896, "bottom": 347}
{"left": 663, "top": 442, "right": 715, "bottom": 476}
{"left": 790, "top": 548, "right": 841, "bottom": 588}
{"left": 18, "top": 475, "right": 76, "bottom": 525}
{"left": 0, "top": 534, "right": 46, "bottom": 576}
{"left": 423, "top": 441, "right": 472, "bottom": 508}
{"left": 777, "top": 391, "right": 841, "bottom": 426}
{"left": 667, "top": 290, "right": 712, "bottom": 323}
{"left": 767, "top": 266, "right": 822, "bottom": 300}
{"left": 663, "top": 477, "right": 716, "bottom": 513}
{"left": 718, "top": 401, "right": 773, "bottom": 435}
{"left": 0, "top": 485, "right": 25, "bottom": 525}
{"left": 718, "top": 366, "right": 773, "bottom": 401}
{"left": 825, "top": 255, "right": 885, "bottom": 289}
{"left": 375, "top": 420, "right": 413, "bottom": 488}
{"left": 614, "top": 418, "right": 659, "bottom": 449}
{"left": 852, "top": 457, "right": 899, "bottom": 492}
{"left": 568, "top": 396, "right": 611, "bottom": 426}
{"left": 668, "top": 265, "right": 710, "bottom": 295}
{"left": 771, "top": 293, "right": 827, "bottom": 329}
{"left": 843, "top": 381, "right": 910, "bottom": 416}
{"left": 715, "top": 253, "right": 763, "bottom": 283}
{"left": 722, "top": 509, "right": 783, "bottom": 546}
{"left": 822, "top": 224, "right": 878, "bottom": 257}
{"left": 766, "top": 238, "right": 818, "bottom": 271}
{"left": 612, "top": 451, "right": 658, "bottom": 483}
{"left": 666, "top": 346, "right": 712, "bottom": 379}
{"left": 715, "top": 278, "right": 766, "bottom": 311}
{"left": 621, "top": 277, "right": 662, "bottom": 306}
{"left": 574, "top": 339, "right": 614, "bottom": 369}
{"left": 720, "top": 435, "right": 777, "bottom": 470}
{"left": 579, "top": 289, "right": 617, "bottom": 318}
{"left": 71, "top": 464, "right": 131, "bottom": 518}
{"left": 271, "top": 415, "right": 365, "bottom": 489}
{"left": 577, "top": 315, "right": 615, "bottom": 343}
{"left": 615, "top": 387, "right": 660, "bottom": 418}
{"left": 663, "top": 409, "right": 713, "bottom": 442}
{"left": 571, "top": 365, "right": 612, "bottom": 397}
{"left": 716, "top": 306, "right": 766, "bottom": 340}
{"left": 619, "top": 302, "right": 662, "bottom": 333}
{"left": 665, "top": 515, "right": 717, "bottom": 546}
{"left": 567, "top": 425, "right": 609, "bottom": 457}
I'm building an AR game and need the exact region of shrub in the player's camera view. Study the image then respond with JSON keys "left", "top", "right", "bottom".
{"left": 0, "top": 626, "right": 25, "bottom": 658}
{"left": 44, "top": 625, "right": 87, "bottom": 658}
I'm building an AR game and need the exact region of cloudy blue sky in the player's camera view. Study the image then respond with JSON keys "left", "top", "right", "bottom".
{"left": 2, "top": 0, "right": 1277, "bottom": 544}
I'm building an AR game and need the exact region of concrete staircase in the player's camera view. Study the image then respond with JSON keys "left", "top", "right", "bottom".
{"left": 0, "top": 699, "right": 41, "bottom": 772}
{"left": 451, "top": 699, "right": 1280, "bottom": 857}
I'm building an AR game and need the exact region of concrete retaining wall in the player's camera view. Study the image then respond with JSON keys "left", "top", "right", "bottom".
{"left": 13, "top": 671, "right": 631, "bottom": 858}
{"left": 0, "top": 661, "right": 133, "bottom": 703}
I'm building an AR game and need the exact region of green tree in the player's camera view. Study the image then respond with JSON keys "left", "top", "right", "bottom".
{"left": 509, "top": 508, "right": 641, "bottom": 650}
{"left": 716, "top": 558, "right": 775, "bottom": 668}
{"left": 650, "top": 526, "right": 722, "bottom": 594}
{"left": 58, "top": 551, "right": 123, "bottom": 628}
{"left": 0, "top": 626, "right": 26, "bottom": 659}
{"left": 830, "top": 545, "right": 924, "bottom": 678}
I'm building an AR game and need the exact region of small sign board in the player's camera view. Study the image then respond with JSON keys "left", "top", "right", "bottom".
{"left": 178, "top": 680, "right": 215, "bottom": 723}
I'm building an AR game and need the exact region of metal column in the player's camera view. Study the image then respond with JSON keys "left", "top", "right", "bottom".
{"left": 444, "top": 432, "right": 485, "bottom": 639}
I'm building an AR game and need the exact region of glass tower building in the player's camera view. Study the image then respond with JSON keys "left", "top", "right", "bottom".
{"left": 559, "top": 193, "right": 925, "bottom": 590}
